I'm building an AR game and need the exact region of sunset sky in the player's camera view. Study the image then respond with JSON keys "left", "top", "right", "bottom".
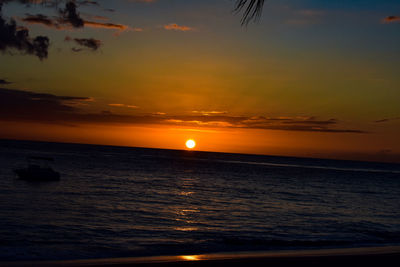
{"left": 1, "top": 0, "right": 399, "bottom": 162}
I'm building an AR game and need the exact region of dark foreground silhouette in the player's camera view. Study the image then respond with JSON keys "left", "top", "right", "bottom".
{"left": 3, "top": 246, "right": 400, "bottom": 267}
{"left": 14, "top": 156, "right": 60, "bottom": 181}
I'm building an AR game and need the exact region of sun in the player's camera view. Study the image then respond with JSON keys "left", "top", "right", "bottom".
{"left": 185, "top": 139, "right": 196, "bottom": 149}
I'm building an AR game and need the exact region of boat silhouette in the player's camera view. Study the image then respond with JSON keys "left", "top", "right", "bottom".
{"left": 14, "top": 156, "right": 60, "bottom": 181}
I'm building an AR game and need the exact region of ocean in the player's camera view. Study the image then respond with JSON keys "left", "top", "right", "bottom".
{"left": 0, "top": 139, "right": 399, "bottom": 261}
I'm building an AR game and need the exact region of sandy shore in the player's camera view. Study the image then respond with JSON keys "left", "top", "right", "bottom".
{"left": 2, "top": 246, "right": 400, "bottom": 267}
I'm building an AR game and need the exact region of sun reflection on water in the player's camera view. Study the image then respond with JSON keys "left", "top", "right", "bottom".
{"left": 174, "top": 227, "right": 199, "bottom": 231}
{"left": 180, "top": 255, "right": 201, "bottom": 261}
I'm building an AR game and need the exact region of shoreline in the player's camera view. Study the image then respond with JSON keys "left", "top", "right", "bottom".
{"left": 2, "top": 245, "right": 400, "bottom": 267}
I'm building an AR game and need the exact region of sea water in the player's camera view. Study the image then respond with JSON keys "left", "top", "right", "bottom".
{"left": 0, "top": 139, "right": 399, "bottom": 261}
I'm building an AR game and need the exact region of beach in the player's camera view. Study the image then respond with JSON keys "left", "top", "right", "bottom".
{"left": 3, "top": 246, "right": 400, "bottom": 266}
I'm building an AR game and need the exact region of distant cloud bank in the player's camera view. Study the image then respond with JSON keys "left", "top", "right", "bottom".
{"left": 0, "top": 87, "right": 367, "bottom": 134}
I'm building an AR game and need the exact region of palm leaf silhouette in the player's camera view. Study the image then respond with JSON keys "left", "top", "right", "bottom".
{"left": 234, "top": 0, "right": 265, "bottom": 25}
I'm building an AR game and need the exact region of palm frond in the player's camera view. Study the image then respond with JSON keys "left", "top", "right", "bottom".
{"left": 234, "top": 0, "right": 265, "bottom": 26}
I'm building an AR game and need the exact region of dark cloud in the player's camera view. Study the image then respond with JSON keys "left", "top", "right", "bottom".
{"left": 1, "top": 1, "right": 100, "bottom": 9}
{"left": 83, "top": 20, "right": 128, "bottom": 31}
{"left": 252, "top": 117, "right": 337, "bottom": 126}
{"left": 71, "top": 47, "right": 82, "bottom": 52}
{"left": 0, "top": 87, "right": 91, "bottom": 122}
{"left": 73, "top": 38, "right": 101, "bottom": 50}
{"left": 65, "top": 36, "right": 101, "bottom": 51}
{"left": 5, "top": 0, "right": 125, "bottom": 59}
{"left": 0, "top": 88, "right": 367, "bottom": 133}
{"left": 19, "top": 1, "right": 129, "bottom": 31}
{"left": 58, "top": 1, "right": 118, "bottom": 30}
{"left": 0, "top": 0, "right": 62, "bottom": 8}
{"left": 0, "top": 87, "right": 161, "bottom": 125}
{"left": 0, "top": 78, "right": 12, "bottom": 84}
{"left": 59, "top": 1, "right": 84, "bottom": 28}
{"left": 21, "top": 14, "right": 129, "bottom": 31}
{"left": 0, "top": 4, "right": 49, "bottom": 60}
{"left": 164, "top": 115, "right": 366, "bottom": 133}
{"left": 375, "top": 117, "right": 400, "bottom": 123}
{"left": 78, "top": 0, "right": 98, "bottom": 6}
{"left": 21, "top": 13, "right": 60, "bottom": 28}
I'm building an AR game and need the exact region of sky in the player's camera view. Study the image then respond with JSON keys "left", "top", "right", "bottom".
{"left": 0, "top": 0, "right": 399, "bottom": 162}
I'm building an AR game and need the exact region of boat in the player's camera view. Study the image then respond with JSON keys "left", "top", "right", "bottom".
{"left": 14, "top": 156, "right": 60, "bottom": 181}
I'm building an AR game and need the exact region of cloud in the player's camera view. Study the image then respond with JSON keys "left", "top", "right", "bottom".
{"left": 78, "top": 1, "right": 99, "bottom": 6}
{"left": 21, "top": 13, "right": 61, "bottom": 28}
{"left": 0, "top": 88, "right": 367, "bottom": 133}
{"left": 65, "top": 35, "right": 102, "bottom": 51}
{"left": 0, "top": 4, "right": 49, "bottom": 60}
{"left": 382, "top": 16, "right": 400, "bottom": 23}
{"left": 374, "top": 117, "right": 400, "bottom": 123}
{"left": 83, "top": 14, "right": 109, "bottom": 21}
{"left": 59, "top": 1, "right": 129, "bottom": 32}
{"left": 108, "top": 103, "right": 138, "bottom": 109}
{"left": 0, "top": 0, "right": 52, "bottom": 6}
{"left": 0, "top": 87, "right": 92, "bottom": 122}
{"left": 73, "top": 37, "right": 101, "bottom": 50}
{"left": 83, "top": 20, "right": 128, "bottom": 31}
{"left": 163, "top": 23, "right": 194, "bottom": 31}
{"left": 59, "top": 1, "right": 84, "bottom": 28}
{"left": 19, "top": 2, "right": 130, "bottom": 32}
{"left": 192, "top": 110, "right": 228, "bottom": 116}
{"left": 21, "top": 14, "right": 130, "bottom": 32}
{"left": 164, "top": 115, "right": 365, "bottom": 133}
{"left": 152, "top": 112, "right": 166, "bottom": 115}
{"left": 2, "top": 1, "right": 133, "bottom": 60}
{"left": 0, "top": 78, "right": 12, "bottom": 84}
{"left": 1, "top": 1, "right": 86, "bottom": 10}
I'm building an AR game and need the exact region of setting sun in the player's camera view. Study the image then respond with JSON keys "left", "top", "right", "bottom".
{"left": 185, "top": 139, "right": 196, "bottom": 149}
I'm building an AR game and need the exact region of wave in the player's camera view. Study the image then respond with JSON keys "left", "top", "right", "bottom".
{"left": 213, "top": 159, "right": 400, "bottom": 174}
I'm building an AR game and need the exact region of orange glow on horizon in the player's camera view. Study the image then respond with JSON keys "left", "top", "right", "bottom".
{"left": 1, "top": 121, "right": 399, "bottom": 163}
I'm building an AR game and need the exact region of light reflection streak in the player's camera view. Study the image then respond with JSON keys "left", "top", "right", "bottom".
{"left": 174, "top": 227, "right": 199, "bottom": 231}
{"left": 180, "top": 255, "right": 201, "bottom": 261}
